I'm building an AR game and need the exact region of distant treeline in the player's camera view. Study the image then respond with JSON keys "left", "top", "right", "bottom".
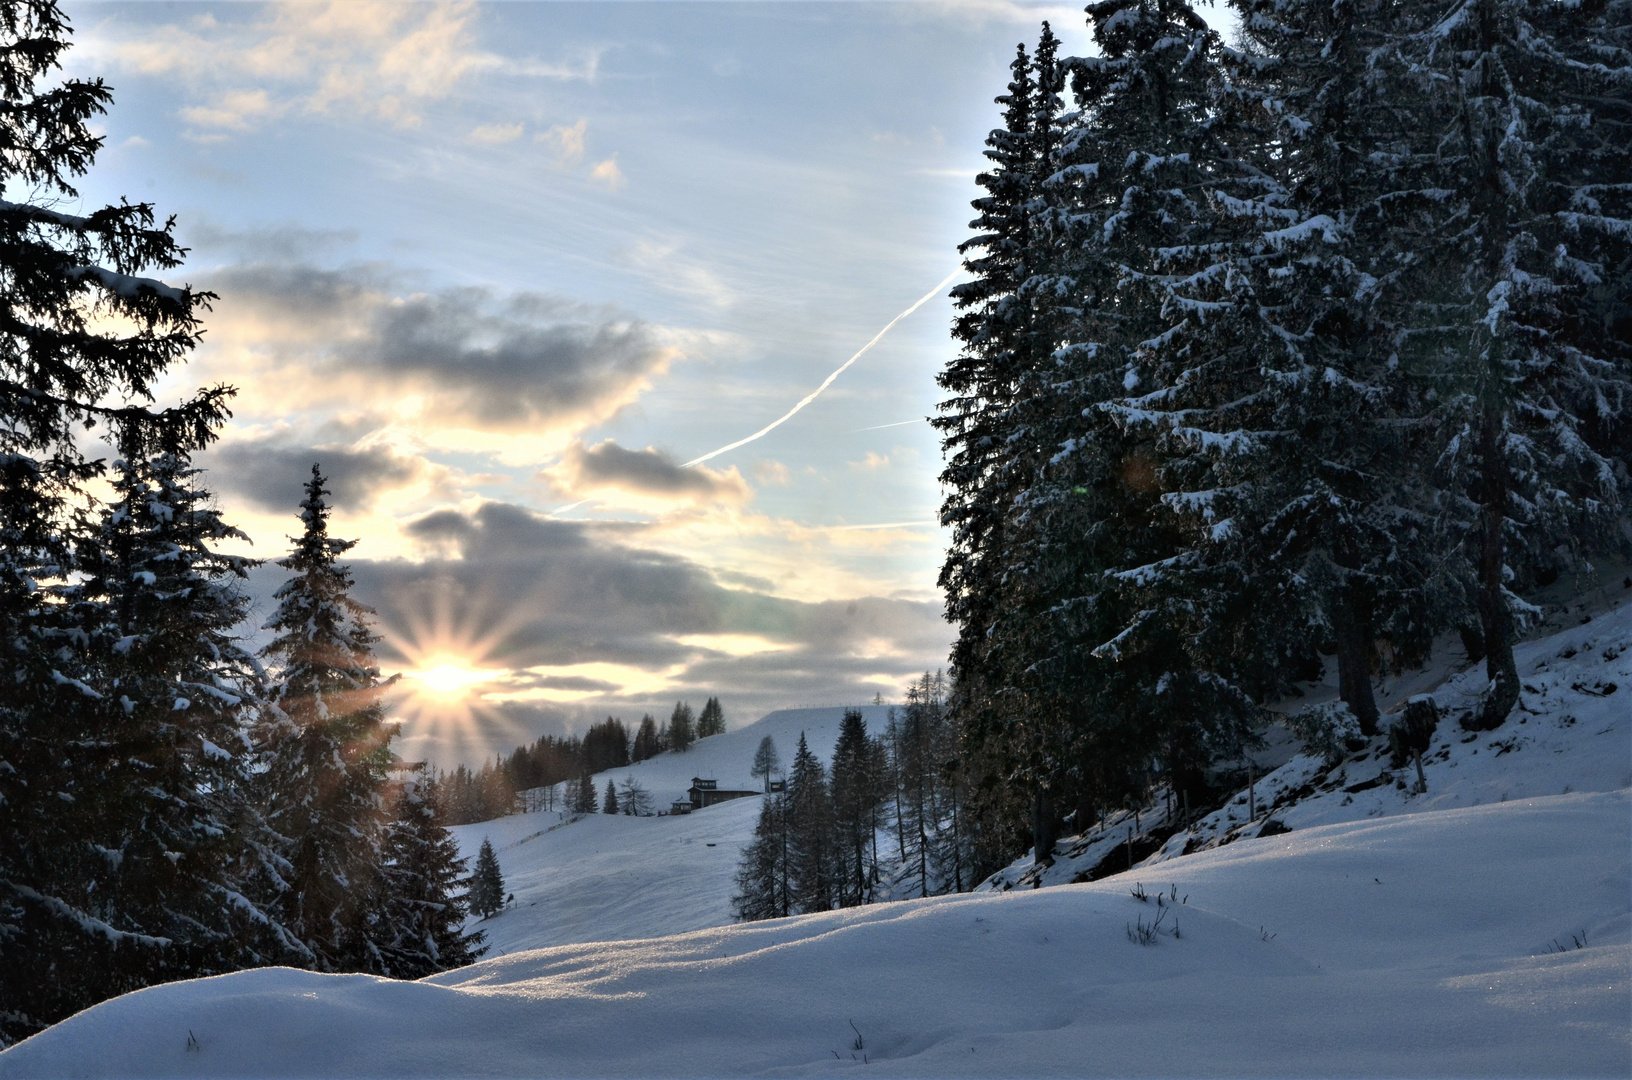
{"left": 438, "top": 698, "right": 725, "bottom": 825}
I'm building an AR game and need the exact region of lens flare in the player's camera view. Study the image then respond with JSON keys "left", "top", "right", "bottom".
{"left": 412, "top": 661, "right": 494, "bottom": 696}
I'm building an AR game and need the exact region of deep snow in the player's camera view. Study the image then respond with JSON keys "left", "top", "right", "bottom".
{"left": 2, "top": 617, "right": 1628, "bottom": 1077}
{"left": 2, "top": 791, "right": 1625, "bottom": 1077}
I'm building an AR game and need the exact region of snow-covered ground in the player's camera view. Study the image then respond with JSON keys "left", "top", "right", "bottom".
{"left": 2, "top": 615, "right": 1627, "bottom": 1077}
{"left": 3, "top": 789, "right": 1625, "bottom": 1077}
{"left": 451, "top": 706, "right": 889, "bottom": 954}
{"left": 983, "top": 589, "right": 1632, "bottom": 892}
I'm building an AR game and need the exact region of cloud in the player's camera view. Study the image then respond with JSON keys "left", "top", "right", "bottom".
{"left": 198, "top": 262, "right": 675, "bottom": 436}
{"left": 557, "top": 440, "right": 750, "bottom": 504}
{"left": 849, "top": 451, "right": 891, "bottom": 471}
{"left": 590, "top": 155, "right": 625, "bottom": 190}
{"left": 753, "top": 460, "right": 790, "bottom": 486}
{"left": 183, "top": 221, "right": 359, "bottom": 262}
{"left": 202, "top": 435, "right": 425, "bottom": 513}
{"left": 537, "top": 119, "right": 587, "bottom": 165}
{"left": 92, "top": 2, "right": 498, "bottom": 135}
{"left": 366, "top": 499, "right": 948, "bottom": 685}
{"left": 619, "top": 239, "right": 736, "bottom": 308}
{"left": 470, "top": 121, "right": 524, "bottom": 145}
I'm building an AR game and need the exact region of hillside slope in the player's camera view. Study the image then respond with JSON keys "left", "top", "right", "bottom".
{"left": 451, "top": 706, "right": 891, "bottom": 954}
{"left": 982, "top": 594, "right": 1632, "bottom": 891}
{"left": 4, "top": 789, "right": 1625, "bottom": 1077}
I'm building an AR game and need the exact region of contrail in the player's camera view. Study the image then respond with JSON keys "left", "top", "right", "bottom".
{"left": 683, "top": 267, "right": 962, "bottom": 468}
{"left": 850, "top": 417, "right": 926, "bottom": 433}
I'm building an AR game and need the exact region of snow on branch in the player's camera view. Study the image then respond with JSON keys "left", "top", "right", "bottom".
{"left": 70, "top": 265, "right": 188, "bottom": 305}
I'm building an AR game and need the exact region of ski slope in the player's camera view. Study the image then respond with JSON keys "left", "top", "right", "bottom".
{"left": 450, "top": 706, "right": 891, "bottom": 955}
{"left": 3, "top": 790, "right": 1625, "bottom": 1077}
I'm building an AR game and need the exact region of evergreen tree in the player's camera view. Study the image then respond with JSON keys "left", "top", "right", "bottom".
{"left": 830, "top": 709, "right": 881, "bottom": 906}
{"left": 469, "top": 838, "right": 504, "bottom": 919}
{"left": 1389, "top": 0, "right": 1632, "bottom": 727}
{"left": 631, "top": 715, "right": 660, "bottom": 762}
{"left": 786, "top": 733, "right": 835, "bottom": 913}
{"left": 750, "top": 735, "right": 781, "bottom": 792}
{"left": 934, "top": 35, "right": 1044, "bottom": 858}
{"left": 696, "top": 696, "right": 726, "bottom": 738}
{"left": 667, "top": 701, "right": 696, "bottom": 752}
{"left": 0, "top": 0, "right": 257, "bottom": 1042}
{"left": 575, "top": 772, "right": 596, "bottom": 815}
{"left": 602, "top": 778, "right": 619, "bottom": 815}
{"left": 731, "top": 792, "right": 791, "bottom": 922}
{"left": 374, "top": 766, "right": 485, "bottom": 977}
{"left": 257, "top": 466, "right": 399, "bottom": 972}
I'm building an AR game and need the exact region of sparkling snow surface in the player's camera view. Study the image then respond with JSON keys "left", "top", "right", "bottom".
{"left": 3, "top": 627, "right": 1628, "bottom": 1077}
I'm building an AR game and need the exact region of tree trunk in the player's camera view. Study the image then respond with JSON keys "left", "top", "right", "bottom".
{"left": 1330, "top": 583, "right": 1380, "bottom": 736}
{"left": 1031, "top": 788, "right": 1056, "bottom": 869}
{"left": 1473, "top": 412, "right": 1520, "bottom": 729}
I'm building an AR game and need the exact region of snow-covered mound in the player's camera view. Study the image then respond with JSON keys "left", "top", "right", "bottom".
{"left": 451, "top": 706, "right": 891, "bottom": 954}
{"left": 4, "top": 790, "right": 1626, "bottom": 1077}
{"left": 984, "top": 595, "right": 1632, "bottom": 891}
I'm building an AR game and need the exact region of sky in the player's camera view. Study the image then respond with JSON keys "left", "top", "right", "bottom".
{"left": 54, "top": 1, "right": 1116, "bottom": 767}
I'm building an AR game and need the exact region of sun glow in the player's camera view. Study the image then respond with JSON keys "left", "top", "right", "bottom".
{"left": 411, "top": 661, "right": 495, "bottom": 695}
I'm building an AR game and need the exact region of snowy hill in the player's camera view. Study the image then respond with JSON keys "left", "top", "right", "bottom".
{"left": 1, "top": 623, "right": 1627, "bottom": 1077}
{"left": 982, "top": 593, "right": 1632, "bottom": 892}
{"left": 450, "top": 706, "right": 892, "bottom": 954}
{"left": 2, "top": 790, "right": 1625, "bottom": 1077}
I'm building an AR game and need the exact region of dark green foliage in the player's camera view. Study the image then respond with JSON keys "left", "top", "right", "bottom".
{"left": 667, "top": 701, "right": 695, "bottom": 753}
{"left": 0, "top": 0, "right": 272, "bottom": 1043}
{"left": 575, "top": 772, "right": 596, "bottom": 816}
{"left": 583, "top": 717, "right": 629, "bottom": 774}
{"left": 468, "top": 839, "right": 504, "bottom": 920}
{"left": 631, "top": 715, "right": 660, "bottom": 763}
{"left": 830, "top": 710, "right": 888, "bottom": 906}
{"left": 256, "top": 468, "right": 399, "bottom": 973}
{"left": 602, "top": 779, "right": 619, "bottom": 815}
{"left": 786, "top": 733, "right": 835, "bottom": 913}
{"left": 731, "top": 792, "right": 790, "bottom": 922}
{"left": 374, "top": 767, "right": 485, "bottom": 977}
{"left": 697, "top": 697, "right": 726, "bottom": 738}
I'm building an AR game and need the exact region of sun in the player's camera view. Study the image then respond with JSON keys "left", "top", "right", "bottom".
{"left": 414, "top": 662, "right": 493, "bottom": 696}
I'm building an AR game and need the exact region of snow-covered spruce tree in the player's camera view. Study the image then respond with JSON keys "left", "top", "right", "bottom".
{"left": 785, "top": 732, "right": 834, "bottom": 914}
{"left": 257, "top": 466, "right": 399, "bottom": 972}
{"left": 1392, "top": 0, "right": 1632, "bottom": 728}
{"left": 375, "top": 765, "right": 485, "bottom": 977}
{"left": 1129, "top": 0, "right": 1460, "bottom": 741}
{"left": 731, "top": 791, "right": 791, "bottom": 922}
{"left": 934, "top": 36, "right": 1039, "bottom": 845}
{"left": 973, "top": 4, "right": 1265, "bottom": 857}
{"left": 468, "top": 838, "right": 504, "bottom": 919}
{"left": 602, "top": 778, "right": 619, "bottom": 815}
{"left": 0, "top": 0, "right": 270, "bottom": 1043}
{"left": 939, "top": 25, "right": 1114, "bottom": 873}
{"left": 88, "top": 449, "right": 300, "bottom": 949}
